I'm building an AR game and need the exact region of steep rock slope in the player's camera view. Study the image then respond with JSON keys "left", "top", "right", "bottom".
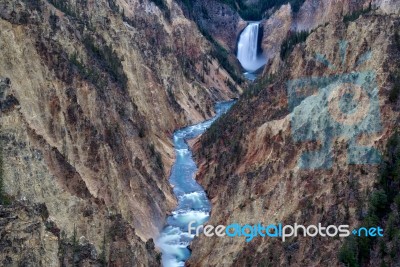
{"left": 0, "top": 0, "right": 240, "bottom": 265}
{"left": 261, "top": 0, "right": 400, "bottom": 73}
{"left": 175, "top": 0, "right": 246, "bottom": 85}
{"left": 189, "top": 9, "right": 400, "bottom": 267}
{"left": 293, "top": 0, "right": 372, "bottom": 31}
{"left": 0, "top": 201, "right": 161, "bottom": 266}
{"left": 190, "top": 0, "right": 246, "bottom": 52}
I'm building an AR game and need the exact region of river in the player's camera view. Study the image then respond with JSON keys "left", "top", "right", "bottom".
{"left": 156, "top": 100, "right": 235, "bottom": 267}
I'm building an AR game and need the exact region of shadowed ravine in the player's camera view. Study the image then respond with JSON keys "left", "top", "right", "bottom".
{"left": 156, "top": 101, "right": 235, "bottom": 267}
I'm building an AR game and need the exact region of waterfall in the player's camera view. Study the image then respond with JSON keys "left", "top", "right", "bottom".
{"left": 237, "top": 22, "right": 266, "bottom": 73}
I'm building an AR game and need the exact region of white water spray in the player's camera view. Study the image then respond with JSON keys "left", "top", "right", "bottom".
{"left": 237, "top": 22, "right": 266, "bottom": 72}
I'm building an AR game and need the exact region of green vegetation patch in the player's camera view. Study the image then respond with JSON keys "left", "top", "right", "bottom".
{"left": 280, "top": 30, "right": 310, "bottom": 60}
{"left": 0, "top": 141, "right": 11, "bottom": 205}
{"left": 184, "top": 0, "right": 306, "bottom": 21}
{"left": 343, "top": 4, "right": 373, "bottom": 23}
{"left": 339, "top": 132, "right": 400, "bottom": 267}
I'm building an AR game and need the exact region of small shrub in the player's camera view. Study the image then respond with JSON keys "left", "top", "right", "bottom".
{"left": 369, "top": 190, "right": 388, "bottom": 218}
{"left": 69, "top": 52, "right": 108, "bottom": 94}
{"left": 389, "top": 78, "right": 400, "bottom": 103}
{"left": 108, "top": 0, "right": 120, "bottom": 13}
{"left": 343, "top": 4, "right": 372, "bottom": 23}
{"left": 0, "top": 145, "right": 5, "bottom": 205}
{"left": 49, "top": 12, "right": 59, "bottom": 31}
{"left": 149, "top": 144, "right": 164, "bottom": 173}
{"left": 339, "top": 240, "right": 359, "bottom": 267}
{"left": 150, "top": 0, "right": 171, "bottom": 21}
{"left": 48, "top": 0, "right": 77, "bottom": 17}
{"left": 99, "top": 232, "right": 107, "bottom": 266}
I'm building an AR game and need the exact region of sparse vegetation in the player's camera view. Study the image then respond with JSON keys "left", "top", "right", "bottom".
{"left": 0, "top": 144, "right": 5, "bottom": 205}
{"left": 343, "top": 3, "right": 373, "bottom": 23}
{"left": 150, "top": 0, "right": 171, "bottom": 21}
{"left": 166, "top": 87, "right": 182, "bottom": 112}
{"left": 21, "top": 0, "right": 42, "bottom": 11}
{"left": 72, "top": 224, "right": 78, "bottom": 257}
{"left": 198, "top": 27, "right": 244, "bottom": 85}
{"left": 177, "top": 55, "right": 195, "bottom": 80}
{"left": 389, "top": 34, "right": 400, "bottom": 103}
{"left": 149, "top": 144, "right": 164, "bottom": 174}
{"left": 59, "top": 224, "right": 109, "bottom": 266}
{"left": 339, "top": 236, "right": 359, "bottom": 267}
{"left": 69, "top": 52, "right": 108, "bottom": 93}
{"left": 280, "top": 30, "right": 310, "bottom": 60}
{"left": 82, "top": 35, "right": 128, "bottom": 90}
{"left": 49, "top": 12, "right": 59, "bottom": 31}
{"left": 59, "top": 230, "right": 68, "bottom": 264}
{"left": 99, "top": 232, "right": 107, "bottom": 266}
{"left": 107, "top": 0, "right": 120, "bottom": 13}
{"left": 48, "top": 0, "right": 78, "bottom": 18}
{"left": 183, "top": 0, "right": 305, "bottom": 21}
{"left": 242, "top": 74, "right": 274, "bottom": 98}
{"left": 0, "top": 140, "right": 10, "bottom": 205}
{"left": 225, "top": 78, "right": 239, "bottom": 93}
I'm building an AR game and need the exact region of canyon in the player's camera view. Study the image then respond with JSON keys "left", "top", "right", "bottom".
{"left": 189, "top": 1, "right": 400, "bottom": 267}
{"left": 0, "top": 0, "right": 239, "bottom": 265}
{"left": 1, "top": 0, "right": 400, "bottom": 266}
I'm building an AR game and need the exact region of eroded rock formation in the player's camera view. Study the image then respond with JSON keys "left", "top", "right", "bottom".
{"left": 189, "top": 8, "right": 400, "bottom": 267}
{"left": 0, "top": 0, "right": 240, "bottom": 265}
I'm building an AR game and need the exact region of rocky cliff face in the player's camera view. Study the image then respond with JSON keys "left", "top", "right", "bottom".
{"left": 260, "top": 0, "right": 400, "bottom": 73}
{"left": 0, "top": 0, "right": 239, "bottom": 265}
{"left": 0, "top": 201, "right": 161, "bottom": 266}
{"left": 261, "top": 4, "right": 292, "bottom": 63}
{"left": 293, "top": 0, "right": 371, "bottom": 31}
{"left": 189, "top": 6, "right": 400, "bottom": 267}
{"left": 0, "top": 202, "right": 60, "bottom": 266}
{"left": 190, "top": 0, "right": 246, "bottom": 52}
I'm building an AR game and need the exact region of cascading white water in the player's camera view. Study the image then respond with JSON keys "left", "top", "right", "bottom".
{"left": 156, "top": 101, "right": 235, "bottom": 267}
{"left": 237, "top": 22, "right": 266, "bottom": 73}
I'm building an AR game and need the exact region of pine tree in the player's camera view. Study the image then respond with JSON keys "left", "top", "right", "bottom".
{"left": 0, "top": 145, "right": 4, "bottom": 205}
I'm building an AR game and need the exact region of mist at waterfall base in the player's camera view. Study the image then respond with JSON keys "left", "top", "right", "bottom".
{"left": 237, "top": 22, "right": 266, "bottom": 80}
{"left": 156, "top": 101, "right": 235, "bottom": 267}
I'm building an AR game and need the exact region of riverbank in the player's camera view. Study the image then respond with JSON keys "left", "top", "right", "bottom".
{"left": 156, "top": 101, "right": 235, "bottom": 267}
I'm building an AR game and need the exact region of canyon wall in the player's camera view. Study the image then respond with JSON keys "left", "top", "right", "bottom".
{"left": 0, "top": 0, "right": 239, "bottom": 265}
{"left": 189, "top": 6, "right": 400, "bottom": 267}
{"left": 261, "top": 0, "right": 400, "bottom": 74}
{"left": 190, "top": 0, "right": 246, "bottom": 52}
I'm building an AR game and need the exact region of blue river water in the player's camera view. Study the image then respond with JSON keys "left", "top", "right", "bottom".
{"left": 156, "top": 100, "right": 235, "bottom": 267}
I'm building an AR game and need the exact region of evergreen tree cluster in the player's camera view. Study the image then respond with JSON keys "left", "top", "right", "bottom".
{"left": 339, "top": 132, "right": 400, "bottom": 267}
{"left": 343, "top": 4, "right": 373, "bottom": 23}
{"left": 181, "top": 0, "right": 306, "bottom": 21}
{"left": 280, "top": 30, "right": 310, "bottom": 60}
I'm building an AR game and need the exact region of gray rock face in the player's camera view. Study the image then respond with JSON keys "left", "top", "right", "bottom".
{"left": 0, "top": 202, "right": 59, "bottom": 267}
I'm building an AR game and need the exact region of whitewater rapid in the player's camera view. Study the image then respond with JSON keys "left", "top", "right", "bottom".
{"left": 156, "top": 101, "right": 235, "bottom": 267}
